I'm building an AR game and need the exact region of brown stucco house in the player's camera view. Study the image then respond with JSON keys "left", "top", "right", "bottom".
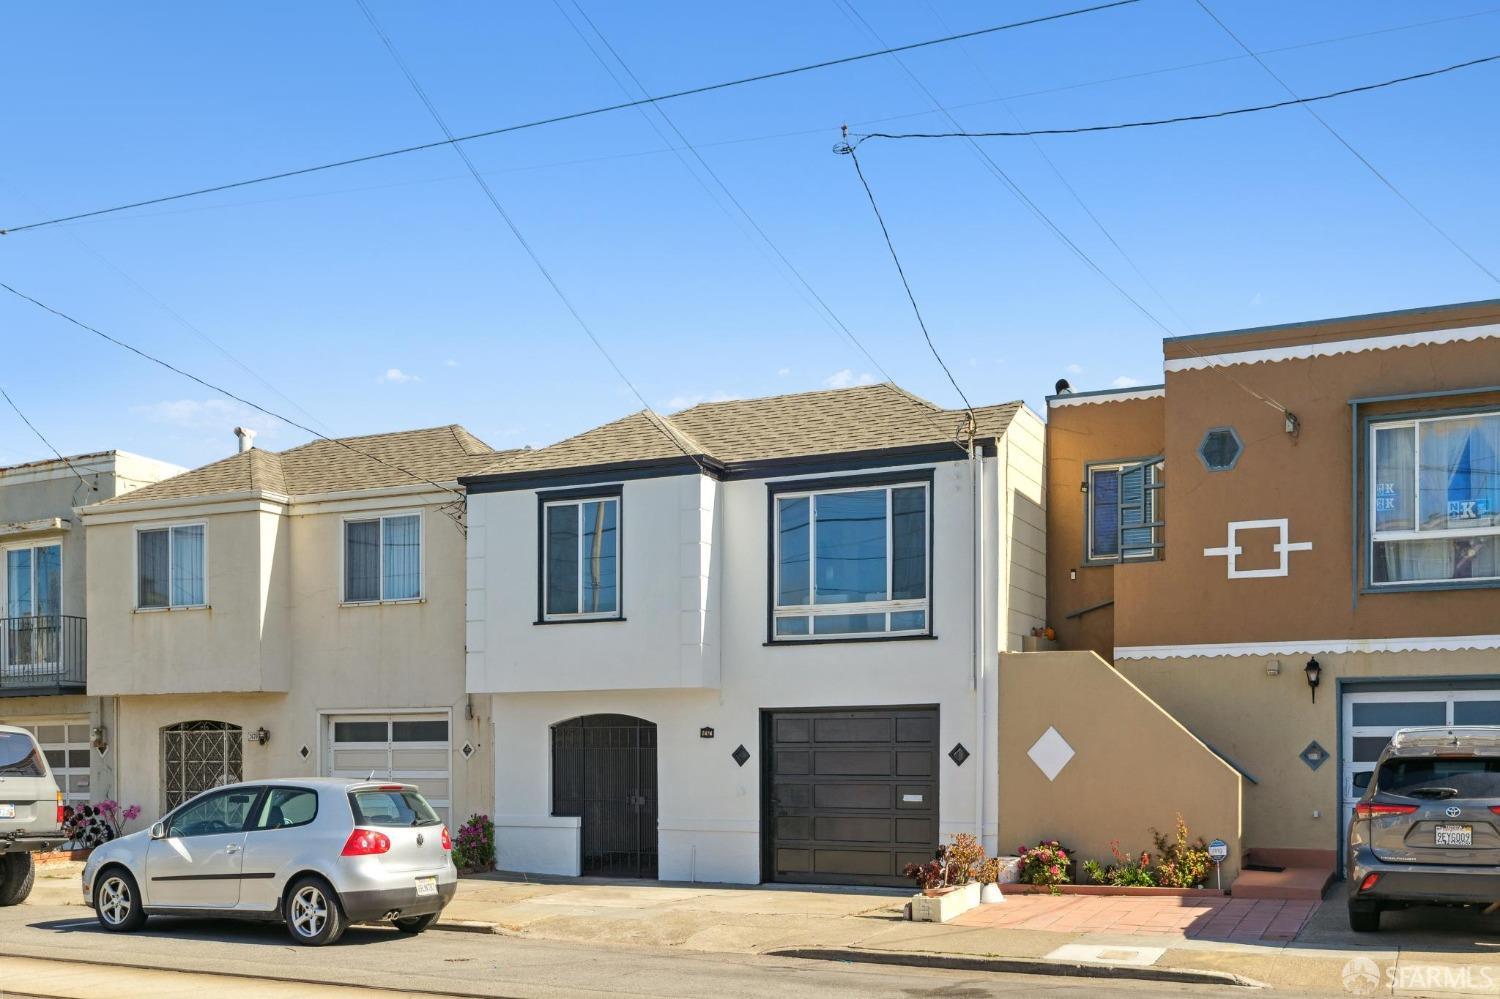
{"left": 1042, "top": 298, "right": 1500, "bottom": 889}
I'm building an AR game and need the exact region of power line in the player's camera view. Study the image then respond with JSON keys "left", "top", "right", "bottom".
{"left": 841, "top": 142, "right": 973, "bottom": 418}
{"left": 0, "top": 0, "right": 1138, "bottom": 236}
{"left": 352, "top": 0, "right": 705, "bottom": 470}
{"left": 1191, "top": 1, "right": 1500, "bottom": 286}
{"left": 0, "top": 383, "right": 95, "bottom": 493}
{"left": 848, "top": 52, "right": 1500, "bottom": 145}
{"left": 553, "top": 0, "right": 894, "bottom": 384}
{"left": 0, "top": 280, "right": 471, "bottom": 517}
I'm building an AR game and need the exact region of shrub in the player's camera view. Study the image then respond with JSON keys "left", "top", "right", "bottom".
{"left": 902, "top": 860, "right": 947, "bottom": 890}
{"left": 62, "top": 800, "right": 141, "bottom": 849}
{"left": 1017, "top": 840, "right": 1071, "bottom": 889}
{"left": 976, "top": 857, "right": 1002, "bottom": 885}
{"left": 1082, "top": 841, "right": 1156, "bottom": 887}
{"left": 1150, "top": 815, "right": 1211, "bottom": 889}
{"left": 452, "top": 813, "right": 495, "bottom": 872}
{"left": 945, "top": 833, "right": 986, "bottom": 885}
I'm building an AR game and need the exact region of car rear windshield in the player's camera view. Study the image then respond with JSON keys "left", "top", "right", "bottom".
{"left": 349, "top": 788, "right": 441, "bottom": 827}
{"left": 1378, "top": 757, "right": 1500, "bottom": 798}
{"left": 0, "top": 732, "right": 46, "bottom": 776}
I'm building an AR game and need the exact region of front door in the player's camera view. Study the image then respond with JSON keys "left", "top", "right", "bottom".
{"left": 551, "top": 715, "right": 658, "bottom": 879}
{"left": 144, "top": 786, "right": 261, "bottom": 908}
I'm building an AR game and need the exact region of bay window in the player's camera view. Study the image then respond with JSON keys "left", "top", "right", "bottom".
{"left": 541, "top": 493, "right": 620, "bottom": 620}
{"left": 344, "top": 513, "right": 422, "bottom": 602}
{"left": 771, "top": 475, "right": 930, "bottom": 640}
{"left": 1370, "top": 410, "right": 1499, "bottom": 586}
{"left": 138, "top": 524, "right": 205, "bottom": 609}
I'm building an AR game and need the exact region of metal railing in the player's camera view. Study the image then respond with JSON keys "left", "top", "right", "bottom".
{"left": 0, "top": 614, "right": 86, "bottom": 692}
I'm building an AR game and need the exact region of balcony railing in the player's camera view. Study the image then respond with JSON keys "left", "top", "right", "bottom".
{"left": 0, "top": 615, "right": 86, "bottom": 694}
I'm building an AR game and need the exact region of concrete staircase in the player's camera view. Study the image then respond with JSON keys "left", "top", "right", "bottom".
{"left": 1230, "top": 848, "right": 1336, "bottom": 901}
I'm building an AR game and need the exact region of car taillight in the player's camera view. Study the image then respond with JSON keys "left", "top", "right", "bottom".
{"left": 1354, "top": 803, "right": 1418, "bottom": 818}
{"left": 1490, "top": 806, "right": 1500, "bottom": 815}
{"left": 341, "top": 829, "right": 392, "bottom": 856}
{"left": 56, "top": 791, "right": 64, "bottom": 826}
{"left": 440, "top": 826, "right": 452, "bottom": 851}
{"left": 1359, "top": 873, "right": 1380, "bottom": 892}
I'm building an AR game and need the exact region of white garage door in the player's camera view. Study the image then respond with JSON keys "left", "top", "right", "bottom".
{"left": 1342, "top": 689, "right": 1500, "bottom": 863}
{"left": 12, "top": 717, "right": 90, "bottom": 805}
{"left": 326, "top": 713, "right": 451, "bottom": 823}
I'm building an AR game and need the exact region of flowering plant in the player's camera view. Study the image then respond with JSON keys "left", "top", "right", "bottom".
{"left": 452, "top": 813, "right": 495, "bottom": 872}
{"left": 1017, "top": 840, "right": 1071, "bottom": 889}
{"left": 1082, "top": 840, "right": 1156, "bottom": 887}
{"left": 1150, "top": 815, "right": 1211, "bottom": 889}
{"left": 944, "top": 833, "right": 986, "bottom": 886}
{"left": 901, "top": 860, "right": 947, "bottom": 891}
{"left": 62, "top": 800, "right": 141, "bottom": 848}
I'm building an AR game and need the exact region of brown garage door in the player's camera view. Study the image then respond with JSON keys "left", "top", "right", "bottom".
{"left": 763, "top": 706, "right": 938, "bottom": 886}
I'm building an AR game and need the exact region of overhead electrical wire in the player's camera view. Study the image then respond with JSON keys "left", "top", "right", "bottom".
{"left": 0, "top": 280, "right": 472, "bottom": 522}
{"left": 352, "top": 0, "right": 706, "bottom": 470}
{"left": 0, "top": 0, "right": 1138, "bottom": 236}
{"left": 552, "top": 0, "right": 894, "bottom": 384}
{"left": 0, "top": 383, "right": 95, "bottom": 492}
{"left": 847, "top": 52, "right": 1500, "bottom": 144}
{"left": 1190, "top": 1, "right": 1500, "bottom": 286}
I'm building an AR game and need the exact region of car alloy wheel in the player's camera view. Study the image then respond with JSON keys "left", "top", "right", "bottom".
{"left": 98, "top": 875, "right": 133, "bottom": 926}
{"left": 290, "top": 884, "right": 329, "bottom": 938}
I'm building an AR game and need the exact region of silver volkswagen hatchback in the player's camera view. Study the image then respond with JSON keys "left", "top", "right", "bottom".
{"left": 82, "top": 778, "right": 457, "bottom": 945}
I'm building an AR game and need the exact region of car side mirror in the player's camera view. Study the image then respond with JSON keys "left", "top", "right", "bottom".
{"left": 1353, "top": 772, "right": 1372, "bottom": 791}
{"left": 150, "top": 821, "right": 167, "bottom": 840}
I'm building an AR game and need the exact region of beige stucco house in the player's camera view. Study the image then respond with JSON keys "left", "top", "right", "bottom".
{"left": 1, "top": 450, "right": 184, "bottom": 808}
{"left": 79, "top": 426, "right": 516, "bottom": 827}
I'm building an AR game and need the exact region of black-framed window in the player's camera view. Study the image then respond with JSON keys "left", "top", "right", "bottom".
{"left": 1085, "top": 458, "right": 1163, "bottom": 563}
{"left": 770, "top": 474, "right": 930, "bottom": 640}
{"left": 540, "top": 490, "right": 621, "bottom": 620}
{"left": 1369, "top": 409, "right": 1499, "bottom": 587}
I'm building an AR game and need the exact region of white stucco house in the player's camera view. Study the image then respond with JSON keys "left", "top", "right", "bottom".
{"left": 462, "top": 383, "right": 1045, "bottom": 885}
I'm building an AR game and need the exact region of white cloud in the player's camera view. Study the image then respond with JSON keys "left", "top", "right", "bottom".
{"left": 776, "top": 367, "right": 791, "bottom": 377}
{"left": 443, "top": 359, "right": 458, "bottom": 368}
{"left": 133, "top": 399, "right": 277, "bottom": 436}
{"left": 1249, "top": 292, "right": 1263, "bottom": 306}
{"left": 822, "top": 369, "right": 877, "bottom": 389}
{"left": 1111, "top": 375, "right": 1142, "bottom": 389}
{"left": 663, "top": 390, "right": 736, "bottom": 412}
{"left": 379, "top": 368, "right": 419, "bottom": 384}
{"left": 1065, "top": 363, "right": 1084, "bottom": 375}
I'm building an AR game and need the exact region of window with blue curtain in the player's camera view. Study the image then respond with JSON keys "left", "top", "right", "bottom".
{"left": 137, "top": 526, "right": 204, "bottom": 608}
{"left": 344, "top": 514, "right": 422, "bottom": 602}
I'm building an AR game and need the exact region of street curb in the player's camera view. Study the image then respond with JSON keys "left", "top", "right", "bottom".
{"left": 434, "top": 919, "right": 503, "bottom": 935}
{"left": 766, "top": 946, "right": 1266, "bottom": 988}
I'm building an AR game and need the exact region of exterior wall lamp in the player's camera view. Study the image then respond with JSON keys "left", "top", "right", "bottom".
{"left": 1304, "top": 658, "right": 1322, "bottom": 703}
{"left": 89, "top": 725, "right": 109, "bottom": 754}
{"left": 250, "top": 726, "right": 271, "bottom": 746}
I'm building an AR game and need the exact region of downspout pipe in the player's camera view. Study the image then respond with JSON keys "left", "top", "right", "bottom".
{"left": 970, "top": 422, "right": 985, "bottom": 843}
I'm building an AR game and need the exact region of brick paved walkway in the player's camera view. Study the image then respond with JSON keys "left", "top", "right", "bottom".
{"left": 952, "top": 894, "right": 1318, "bottom": 942}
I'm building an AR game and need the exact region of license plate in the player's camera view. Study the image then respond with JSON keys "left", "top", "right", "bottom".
{"left": 0, "top": 804, "right": 14, "bottom": 819}
{"left": 1436, "top": 824, "right": 1473, "bottom": 847}
{"left": 415, "top": 877, "right": 437, "bottom": 897}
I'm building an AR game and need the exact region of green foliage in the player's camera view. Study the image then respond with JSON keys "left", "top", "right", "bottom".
{"left": 1150, "top": 814, "right": 1211, "bottom": 889}
{"left": 1017, "top": 840, "right": 1071, "bottom": 888}
{"left": 452, "top": 813, "right": 495, "bottom": 872}
{"left": 1083, "top": 841, "right": 1156, "bottom": 887}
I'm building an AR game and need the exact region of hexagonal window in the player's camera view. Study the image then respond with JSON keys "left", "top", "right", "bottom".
{"left": 1198, "top": 427, "right": 1243, "bottom": 471}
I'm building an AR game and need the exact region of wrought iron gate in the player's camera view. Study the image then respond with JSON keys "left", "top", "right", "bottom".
{"left": 551, "top": 715, "right": 657, "bottom": 879}
{"left": 161, "top": 721, "right": 243, "bottom": 811}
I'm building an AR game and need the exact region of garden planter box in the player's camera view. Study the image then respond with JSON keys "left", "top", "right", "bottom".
{"left": 1005, "top": 883, "right": 1225, "bottom": 898}
{"left": 909, "top": 881, "right": 981, "bottom": 922}
{"left": 993, "top": 856, "right": 1022, "bottom": 884}
{"left": 35, "top": 848, "right": 92, "bottom": 866}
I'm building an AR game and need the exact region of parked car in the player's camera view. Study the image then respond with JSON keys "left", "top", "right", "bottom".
{"left": 0, "top": 724, "right": 66, "bottom": 906}
{"left": 1348, "top": 726, "right": 1500, "bottom": 931}
{"left": 82, "top": 778, "right": 457, "bottom": 945}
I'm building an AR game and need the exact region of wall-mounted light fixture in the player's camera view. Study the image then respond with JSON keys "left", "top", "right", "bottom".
{"left": 1304, "top": 658, "right": 1322, "bottom": 703}
{"left": 250, "top": 726, "right": 271, "bottom": 746}
{"left": 90, "top": 725, "right": 109, "bottom": 754}
{"left": 1266, "top": 659, "right": 1281, "bottom": 677}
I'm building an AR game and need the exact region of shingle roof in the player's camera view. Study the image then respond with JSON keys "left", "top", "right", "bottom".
{"left": 473, "top": 384, "right": 1021, "bottom": 477}
{"left": 100, "top": 425, "right": 518, "bottom": 505}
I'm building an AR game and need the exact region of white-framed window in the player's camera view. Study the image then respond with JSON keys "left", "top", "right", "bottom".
{"left": 772, "top": 477, "right": 930, "bottom": 640}
{"left": 1085, "top": 459, "right": 1163, "bottom": 564}
{"left": 541, "top": 495, "right": 620, "bottom": 620}
{"left": 343, "top": 512, "right": 422, "bottom": 603}
{"left": 137, "top": 523, "right": 206, "bottom": 609}
{"left": 1370, "top": 409, "right": 1499, "bottom": 587}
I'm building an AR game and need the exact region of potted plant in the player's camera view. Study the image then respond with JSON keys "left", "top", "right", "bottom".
{"left": 903, "top": 859, "right": 951, "bottom": 896}
{"left": 977, "top": 857, "right": 1004, "bottom": 903}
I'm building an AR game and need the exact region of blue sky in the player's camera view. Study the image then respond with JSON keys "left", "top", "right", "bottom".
{"left": 3, "top": 1, "right": 1498, "bottom": 469}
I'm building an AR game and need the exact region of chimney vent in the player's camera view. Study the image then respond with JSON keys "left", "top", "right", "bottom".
{"left": 234, "top": 426, "right": 257, "bottom": 453}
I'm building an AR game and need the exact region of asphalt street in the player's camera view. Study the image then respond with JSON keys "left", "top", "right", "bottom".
{"left": 0, "top": 903, "right": 1266, "bottom": 998}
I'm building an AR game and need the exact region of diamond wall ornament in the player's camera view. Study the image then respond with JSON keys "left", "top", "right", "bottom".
{"left": 298, "top": 745, "right": 310, "bottom": 760}
{"left": 461, "top": 743, "right": 474, "bottom": 759}
{"left": 731, "top": 744, "right": 750, "bottom": 767}
{"left": 1300, "top": 740, "right": 1329, "bottom": 771}
{"left": 948, "top": 743, "right": 970, "bottom": 766}
{"left": 1027, "top": 727, "right": 1075, "bottom": 783}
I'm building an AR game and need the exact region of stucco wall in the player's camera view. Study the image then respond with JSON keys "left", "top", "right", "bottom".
{"left": 1004, "top": 408, "right": 1047, "bottom": 650}
{"left": 999, "top": 651, "right": 1243, "bottom": 883}
{"left": 473, "top": 452, "right": 1014, "bottom": 882}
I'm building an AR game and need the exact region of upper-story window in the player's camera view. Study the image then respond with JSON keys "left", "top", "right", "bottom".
{"left": 1371, "top": 410, "right": 1498, "bottom": 587}
{"left": 138, "top": 524, "right": 206, "bottom": 608}
{"left": 1085, "top": 459, "right": 1163, "bottom": 563}
{"left": 344, "top": 513, "right": 422, "bottom": 603}
{"left": 542, "top": 493, "right": 620, "bottom": 620}
{"left": 771, "top": 475, "right": 930, "bottom": 640}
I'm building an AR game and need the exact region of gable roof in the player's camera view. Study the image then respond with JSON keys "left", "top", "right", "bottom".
{"left": 99, "top": 425, "right": 518, "bottom": 506}
{"left": 470, "top": 383, "right": 1021, "bottom": 480}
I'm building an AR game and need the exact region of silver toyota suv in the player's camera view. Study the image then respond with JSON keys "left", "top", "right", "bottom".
{"left": 1348, "top": 726, "right": 1500, "bottom": 932}
{"left": 0, "top": 724, "right": 66, "bottom": 906}
{"left": 82, "top": 778, "right": 457, "bottom": 945}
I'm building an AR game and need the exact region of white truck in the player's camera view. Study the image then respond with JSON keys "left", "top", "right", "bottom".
{"left": 0, "top": 724, "right": 65, "bottom": 905}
